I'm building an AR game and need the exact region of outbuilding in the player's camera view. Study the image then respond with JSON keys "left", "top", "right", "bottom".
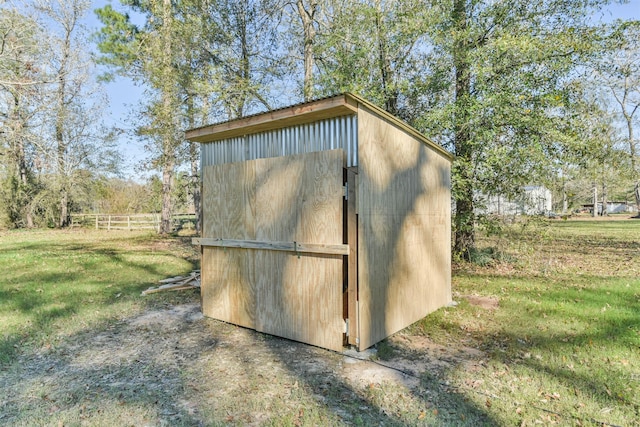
{"left": 187, "top": 93, "right": 452, "bottom": 351}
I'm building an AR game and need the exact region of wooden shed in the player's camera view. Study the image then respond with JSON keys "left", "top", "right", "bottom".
{"left": 187, "top": 93, "right": 452, "bottom": 352}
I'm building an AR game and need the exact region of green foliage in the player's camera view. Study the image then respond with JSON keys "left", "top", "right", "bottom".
{"left": 0, "top": 1, "right": 122, "bottom": 229}
{"left": 296, "top": 0, "right": 626, "bottom": 258}
{"left": 93, "top": 5, "right": 140, "bottom": 82}
{"left": 314, "top": 0, "right": 431, "bottom": 117}
{"left": 467, "top": 247, "right": 509, "bottom": 267}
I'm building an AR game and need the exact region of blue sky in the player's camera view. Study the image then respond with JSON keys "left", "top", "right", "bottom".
{"left": 85, "top": 0, "right": 640, "bottom": 180}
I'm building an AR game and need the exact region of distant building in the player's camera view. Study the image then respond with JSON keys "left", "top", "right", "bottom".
{"left": 581, "top": 201, "right": 637, "bottom": 215}
{"left": 477, "top": 186, "right": 552, "bottom": 216}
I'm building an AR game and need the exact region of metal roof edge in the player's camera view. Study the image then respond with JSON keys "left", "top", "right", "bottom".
{"left": 185, "top": 94, "right": 356, "bottom": 143}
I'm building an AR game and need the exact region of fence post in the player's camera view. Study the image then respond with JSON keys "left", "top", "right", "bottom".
{"left": 95, "top": 215, "right": 98, "bottom": 230}
{"left": 107, "top": 215, "right": 111, "bottom": 231}
{"left": 128, "top": 215, "right": 131, "bottom": 231}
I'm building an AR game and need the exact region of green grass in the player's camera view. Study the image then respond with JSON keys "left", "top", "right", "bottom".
{"left": 1, "top": 220, "right": 638, "bottom": 426}
{"left": 412, "top": 218, "right": 640, "bottom": 426}
{"left": 0, "top": 229, "right": 197, "bottom": 365}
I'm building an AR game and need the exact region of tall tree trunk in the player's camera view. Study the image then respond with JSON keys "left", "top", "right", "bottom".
{"left": 56, "top": 83, "right": 69, "bottom": 228}
{"left": 17, "top": 142, "right": 34, "bottom": 228}
{"left": 614, "top": 79, "right": 639, "bottom": 214}
{"left": 452, "top": 0, "right": 474, "bottom": 259}
{"left": 186, "top": 94, "right": 201, "bottom": 233}
{"left": 374, "top": 2, "right": 397, "bottom": 115}
{"left": 158, "top": 0, "right": 175, "bottom": 234}
{"left": 238, "top": 2, "right": 249, "bottom": 118}
{"left": 11, "top": 92, "right": 34, "bottom": 228}
{"left": 296, "top": 0, "right": 316, "bottom": 101}
{"left": 625, "top": 109, "right": 637, "bottom": 175}
{"left": 55, "top": 9, "right": 73, "bottom": 228}
{"left": 625, "top": 111, "right": 640, "bottom": 214}
{"left": 601, "top": 180, "right": 608, "bottom": 216}
{"left": 561, "top": 169, "right": 568, "bottom": 215}
{"left": 160, "top": 154, "right": 175, "bottom": 234}
{"left": 592, "top": 182, "right": 598, "bottom": 217}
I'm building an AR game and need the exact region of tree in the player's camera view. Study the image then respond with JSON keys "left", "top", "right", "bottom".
{"left": 414, "top": 0, "right": 615, "bottom": 258}
{"left": 0, "top": 1, "right": 113, "bottom": 229}
{"left": 599, "top": 21, "right": 640, "bottom": 213}
{"left": 0, "top": 9, "right": 46, "bottom": 228}
{"left": 37, "top": 0, "right": 88, "bottom": 227}
{"left": 96, "top": 0, "right": 285, "bottom": 233}
{"left": 96, "top": 0, "right": 185, "bottom": 234}
{"left": 313, "top": 0, "right": 429, "bottom": 118}
{"left": 199, "top": 0, "right": 279, "bottom": 117}
{"left": 35, "top": 0, "right": 115, "bottom": 228}
{"left": 294, "top": 0, "right": 318, "bottom": 101}
{"left": 311, "top": 0, "right": 615, "bottom": 257}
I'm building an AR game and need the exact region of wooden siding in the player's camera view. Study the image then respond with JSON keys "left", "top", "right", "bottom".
{"left": 202, "top": 161, "right": 256, "bottom": 328}
{"left": 201, "top": 150, "right": 345, "bottom": 351}
{"left": 356, "top": 104, "right": 452, "bottom": 351}
{"left": 254, "top": 151, "right": 344, "bottom": 351}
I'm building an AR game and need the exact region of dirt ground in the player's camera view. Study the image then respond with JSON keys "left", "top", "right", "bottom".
{"left": 0, "top": 294, "right": 491, "bottom": 426}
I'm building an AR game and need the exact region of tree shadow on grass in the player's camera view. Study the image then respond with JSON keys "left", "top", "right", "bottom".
{"left": 0, "top": 300, "right": 211, "bottom": 426}
{"left": 458, "top": 282, "right": 640, "bottom": 424}
{"left": 485, "top": 319, "right": 639, "bottom": 408}
{"left": 257, "top": 336, "right": 499, "bottom": 426}
{"left": 0, "top": 234, "right": 199, "bottom": 368}
{"left": 0, "top": 297, "right": 501, "bottom": 426}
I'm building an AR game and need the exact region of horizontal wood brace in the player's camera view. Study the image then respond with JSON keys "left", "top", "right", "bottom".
{"left": 193, "top": 237, "right": 349, "bottom": 256}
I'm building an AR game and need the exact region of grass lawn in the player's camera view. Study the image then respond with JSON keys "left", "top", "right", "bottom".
{"left": 0, "top": 229, "right": 198, "bottom": 365}
{"left": 410, "top": 218, "right": 640, "bottom": 426}
{"left": 0, "top": 219, "right": 638, "bottom": 426}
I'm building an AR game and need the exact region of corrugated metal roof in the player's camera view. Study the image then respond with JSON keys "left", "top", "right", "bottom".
{"left": 185, "top": 92, "right": 453, "bottom": 161}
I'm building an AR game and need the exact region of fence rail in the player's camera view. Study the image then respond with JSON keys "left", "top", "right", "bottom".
{"left": 71, "top": 213, "right": 197, "bottom": 232}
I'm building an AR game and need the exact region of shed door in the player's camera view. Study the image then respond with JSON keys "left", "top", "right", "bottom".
{"left": 201, "top": 149, "right": 346, "bottom": 351}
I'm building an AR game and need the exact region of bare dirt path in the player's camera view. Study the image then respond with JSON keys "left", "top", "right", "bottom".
{"left": 1, "top": 299, "right": 491, "bottom": 426}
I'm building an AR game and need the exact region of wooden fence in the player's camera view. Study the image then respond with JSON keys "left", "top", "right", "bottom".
{"left": 70, "top": 213, "right": 197, "bottom": 232}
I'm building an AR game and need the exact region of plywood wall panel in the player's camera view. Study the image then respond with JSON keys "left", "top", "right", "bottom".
{"left": 200, "top": 150, "right": 345, "bottom": 351}
{"left": 254, "top": 150, "right": 345, "bottom": 351}
{"left": 201, "top": 162, "right": 257, "bottom": 328}
{"left": 357, "top": 105, "right": 451, "bottom": 351}
{"left": 201, "top": 246, "right": 256, "bottom": 328}
{"left": 202, "top": 162, "right": 256, "bottom": 240}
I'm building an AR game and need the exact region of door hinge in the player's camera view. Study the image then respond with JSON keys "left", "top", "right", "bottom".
{"left": 344, "top": 319, "right": 349, "bottom": 335}
{"left": 343, "top": 183, "right": 348, "bottom": 200}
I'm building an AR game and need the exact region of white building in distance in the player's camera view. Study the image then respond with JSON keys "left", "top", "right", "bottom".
{"left": 477, "top": 186, "right": 552, "bottom": 216}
